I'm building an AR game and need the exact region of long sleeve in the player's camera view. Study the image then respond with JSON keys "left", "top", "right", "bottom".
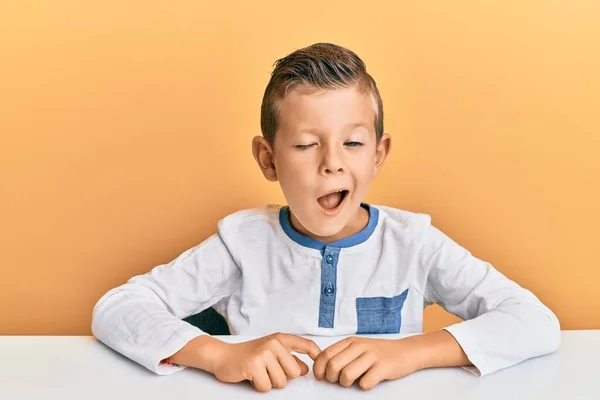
{"left": 91, "top": 232, "right": 241, "bottom": 375}
{"left": 421, "top": 225, "right": 561, "bottom": 376}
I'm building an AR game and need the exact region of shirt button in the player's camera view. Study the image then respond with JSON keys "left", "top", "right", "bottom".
{"left": 324, "top": 283, "right": 335, "bottom": 296}
{"left": 326, "top": 254, "right": 334, "bottom": 264}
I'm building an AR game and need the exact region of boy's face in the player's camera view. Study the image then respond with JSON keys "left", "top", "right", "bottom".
{"left": 253, "top": 85, "right": 391, "bottom": 241}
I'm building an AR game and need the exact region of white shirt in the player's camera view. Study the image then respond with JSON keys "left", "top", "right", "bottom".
{"left": 92, "top": 204, "right": 560, "bottom": 376}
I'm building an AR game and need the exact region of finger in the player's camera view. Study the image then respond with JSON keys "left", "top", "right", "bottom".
{"left": 293, "top": 355, "right": 310, "bottom": 376}
{"left": 313, "top": 338, "right": 353, "bottom": 380}
{"left": 339, "top": 352, "right": 377, "bottom": 388}
{"left": 272, "top": 342, "right": 302, "bottom": 379}
{"left": 277, "top": 334, "right": 322, "bottom": 360}
{"left": 265, "top": 354, "right": 288, "bottom": 389}
{"left": 325, "top": 343, "right": 367, "bottom": 383}
{"left": 358, "top": 364, "right": 386, "bottom": 391}
{"left": 250, "top": 366, "right": 272, "bottom": 393}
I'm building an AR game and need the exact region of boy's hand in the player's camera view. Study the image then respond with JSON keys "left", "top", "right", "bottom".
{"left": 209, "top": 333, "right": 321, "bottom": 392}
{"left": 313, "top": 331, "right": 470, "bottom": 390}
{"left": 312, "top": 337, "right": 420, "bottom": 390}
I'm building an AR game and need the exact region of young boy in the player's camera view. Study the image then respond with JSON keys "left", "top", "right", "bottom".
{"left": 92, "top": 43, "right": 560, "bottom": 392}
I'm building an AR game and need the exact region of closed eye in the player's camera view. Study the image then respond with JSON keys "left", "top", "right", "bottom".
{"left": 344, "top": 142, "right": 363, "bottom": 147}
{"left": 295, "top": 143, "right": 317, "bottom": 150}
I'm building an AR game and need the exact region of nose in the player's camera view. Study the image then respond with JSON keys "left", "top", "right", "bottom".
{"left": 320, "top": 145, "right": 345, "bottom": 175}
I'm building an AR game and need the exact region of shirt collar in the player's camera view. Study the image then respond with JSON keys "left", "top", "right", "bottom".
{"left": 279, "top": 203, "right": 379, "bottom": 251}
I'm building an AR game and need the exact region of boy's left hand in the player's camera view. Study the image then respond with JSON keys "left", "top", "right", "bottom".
{"left": 312, "top": 337, "right": 421, "bottom": 390}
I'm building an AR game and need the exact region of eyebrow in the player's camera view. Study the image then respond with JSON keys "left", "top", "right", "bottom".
{"left": 299, "top": 122, "right": 371, "bottom": 134}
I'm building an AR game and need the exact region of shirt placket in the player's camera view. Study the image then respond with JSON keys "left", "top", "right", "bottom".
{"left": 318, "top": 246, "right": 341, "bottom": 328}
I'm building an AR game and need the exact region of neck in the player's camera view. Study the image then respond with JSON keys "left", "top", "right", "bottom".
{"left": 289, "top": 205, "right": 370, "bottom": 244}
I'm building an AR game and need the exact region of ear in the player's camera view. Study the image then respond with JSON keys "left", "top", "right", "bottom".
{"left": 252, "top": 136, "right": 278, "bottom": 182}
{"left": 373, "top": 133, "right": 392, "bottom": 176}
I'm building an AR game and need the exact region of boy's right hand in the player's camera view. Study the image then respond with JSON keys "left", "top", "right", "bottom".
{"left": 214, "top": 333, "right": 321, "bottom": 392}
{"left": 176, "top": 333, "right": 321, "bottom": 392}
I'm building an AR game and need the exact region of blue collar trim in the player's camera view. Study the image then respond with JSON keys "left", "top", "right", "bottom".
{"left": 279, "top": 203, "right": 379, "bottom": 250}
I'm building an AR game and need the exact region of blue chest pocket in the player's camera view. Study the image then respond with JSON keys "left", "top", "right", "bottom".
{"left": 355, "top": 289, "right": 409, "bottom": 334}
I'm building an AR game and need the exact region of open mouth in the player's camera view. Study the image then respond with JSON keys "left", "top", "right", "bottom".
{"left": 317, "top": 189, "right": 349, "bottom": 212}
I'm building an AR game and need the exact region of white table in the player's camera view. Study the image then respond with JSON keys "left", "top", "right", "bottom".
{"left": 1, "top": 331, "right": 598, "bottom": 399}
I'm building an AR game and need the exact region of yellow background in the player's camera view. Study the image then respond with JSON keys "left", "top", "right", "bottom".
{"left": 1, "top": 1, "right": 599, "bottom": 334}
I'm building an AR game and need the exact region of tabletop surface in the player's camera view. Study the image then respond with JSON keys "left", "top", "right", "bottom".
{"left": 1, "top": 331, "right": 598, "bottom": 399}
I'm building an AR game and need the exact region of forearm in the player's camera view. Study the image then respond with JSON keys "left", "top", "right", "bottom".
{"left": 443, "top": 302, "right": 560, "bottom": 376}
{"left": 403, "top": 330, "right": 471, "bottom": 370}
{"left": 92, "top": 287, "right": 207, "bottom": 373}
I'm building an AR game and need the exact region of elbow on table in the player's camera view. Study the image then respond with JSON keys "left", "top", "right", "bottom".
{"left": 90, "top": 287, "right": 125, "bottom": 341}
{"left": 535, "top": 304, "right": 561, "bottom": 355}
